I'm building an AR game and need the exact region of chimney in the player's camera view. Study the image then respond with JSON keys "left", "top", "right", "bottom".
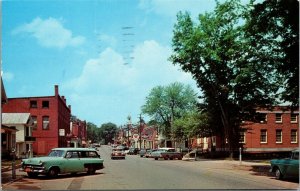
{"left": 55, "top": 85, "right": 59, "bottom": 96}
{"left": 61, "top": 96, "right": 66, "bottom": 103}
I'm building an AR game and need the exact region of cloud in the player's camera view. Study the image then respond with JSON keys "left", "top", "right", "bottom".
{"left": 12, "top": 17, "right": 85, "bottom": 49}
{"left": 62, "top": 40, "right": 198, "bottom": 125}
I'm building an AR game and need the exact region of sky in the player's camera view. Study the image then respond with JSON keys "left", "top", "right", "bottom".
{"left": 2, "top": 0, "right": 220, "bottom": 126}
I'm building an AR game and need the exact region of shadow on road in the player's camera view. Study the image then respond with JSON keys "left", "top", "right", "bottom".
{"left": 249, "top": 165, "right": 299, "bottom": 183}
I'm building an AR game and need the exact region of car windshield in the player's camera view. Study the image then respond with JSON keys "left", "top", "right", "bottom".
{"left": 48, "top": 150, "right": 65, "bottom": 157}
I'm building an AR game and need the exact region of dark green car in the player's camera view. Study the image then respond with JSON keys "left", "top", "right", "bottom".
{"left": 20, "top": 148, "right": 104, "bottom": 178}
{"left": 270, "top": 149, "right": 299, "bottom": 180}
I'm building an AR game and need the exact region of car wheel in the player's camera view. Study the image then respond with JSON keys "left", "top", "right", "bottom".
{"left": 275, "top": 168, "right": 283, "bottom": 180}
{"left": 155, "top": 158, "right": 158, "bottom": 160}
{"left": 27, "top": 172, "right": 38, "bottom": 178}
{"left": 178, "top": 157, "right": 182, "bottom": 160}
{"left": 87, "top": 166, "right": 96, "bottom": 175}
{"left": 48, "top": 167, "right": 59, "bottom": 178}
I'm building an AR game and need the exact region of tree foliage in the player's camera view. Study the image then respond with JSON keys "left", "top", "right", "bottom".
{"left": 170, "top": 0, "right": 298, "bottom": 153}
{"left": 141, "top": 82, "right": 198, "bottom": 139}
{"left": 245, "top": 0, "right": 299, "bottom": 107}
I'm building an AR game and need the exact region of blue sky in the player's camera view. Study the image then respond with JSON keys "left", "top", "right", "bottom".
{"left": 2, "top": 0, "right": 219, "bottom": 126}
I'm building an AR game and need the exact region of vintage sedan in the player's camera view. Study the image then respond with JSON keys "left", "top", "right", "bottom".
{"left": 20, "top": 148, "right": 104, "bottom": 178}
{"left": 111, "top": 148, "right": 126, "bottom": 159}
{"left": 270, "top": 149, "right": 299, "bottom": 180}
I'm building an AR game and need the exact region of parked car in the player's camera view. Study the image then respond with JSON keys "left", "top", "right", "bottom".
{"left": 111, "top": 148, "right": 126, "bottom": 159}
{"left": 151, "top": 147, "right": 183, "bottom": 160}
{"left": 270, "top": 149, "right": 299, "bottom": 180}
{"left": 139, "top": 148, "right": 150, "bottom": 157}
{"left": 128, "top": 148, "right": 139, "bottom": 155}
{"left": 145, "top": 149, "right": 157, "bottom": 158}
{"left": 20, "top": 148, "right": 104, "bottom": 178}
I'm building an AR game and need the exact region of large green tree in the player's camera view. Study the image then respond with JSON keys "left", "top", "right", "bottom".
{"left": 170, "top": 0, "right": 288, "bottom": 154}
{"left": 141, "top": 82, "right": 198, "bottom": 140}
{"left": 245, "top": 0, "right": 299, "bottom": 108}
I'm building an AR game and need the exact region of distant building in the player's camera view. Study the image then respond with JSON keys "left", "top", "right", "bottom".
{"left": 68, "top": 118, "right": 87, "bottom": 148}
{"left": 2, "top": 85, "right": 71, "bottom": 155}
{"left": 2, "top": 113, "right": 35, "bottom": 158}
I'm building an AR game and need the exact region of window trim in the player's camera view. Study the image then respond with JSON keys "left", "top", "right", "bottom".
{"left": 42, "top": 116, "right": 50, "bottom": 130}
{"left": 291, "top": 129, "right": 298, "bottom": 143}
{"left": 291, "top": 114, "right": 298, "bottom": 123}
{"left": 260, "top": 129, "right": 267, "bottom": 144}
{"left": 275, "top": 113, "right": 282, "bottom": 123}
{"left": 239, "top": 130, "right": 246, "bottom": 144}
{"left": 275, "top": 129, "right": 282, "bottom": 143}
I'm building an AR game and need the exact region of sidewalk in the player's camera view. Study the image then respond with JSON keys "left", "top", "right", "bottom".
{"left": 1, "top": 163, "right": 23, "bottom": 185}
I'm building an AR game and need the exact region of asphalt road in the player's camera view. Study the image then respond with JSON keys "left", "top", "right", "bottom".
{"left": 2, "top": 145, "right": 299, "bottom": 190}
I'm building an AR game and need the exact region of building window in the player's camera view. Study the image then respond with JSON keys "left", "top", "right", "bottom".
{"left": 42, "top": 116, "right": 49, "bottom": 130}
{"left": 30, "top": 100, "right": 37, "bottom": 108}
{"left": 256, "top": 113, "right": 267, "bottom": 123}
{"left": 276, "top": 129, "right": 282, "bottom": 143}
{"left": 291, "top": 114, "right": 298, "bottom": 123}
{"left": 239, "top": 130, "right": 246, "bottom": 143}
{"left": 32, "top": 116, "right": 37, "bottom": 130}
{"left": 260, "top": 129, "right": 267, "bottom": 143}
{"left": 42, "top": 101, "right": 49, "bottom": 108}
{"left": 291, "top": 129, "right": 297, "bottom": 143}
{"left": 275, "top": 113, "right": 282, "bottom": 123}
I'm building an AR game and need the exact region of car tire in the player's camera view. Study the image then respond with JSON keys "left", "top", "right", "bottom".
{"left": 87, "top": 166, "right": 96, "bottom": 175}
{"left": 48, "top": 167, "right": 59, "bottom": 178}
{"left": 275, "top": 168, "right": 283, "bottom": 180}
{"left": 155, "top": 158, "right": 158, "bottom": 160}
{"left": 27, "top": 172, "right": 38, "bottom": 178}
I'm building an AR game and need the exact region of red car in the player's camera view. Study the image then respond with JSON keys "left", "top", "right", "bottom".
{"left": 111, "top": 148, "right": 126, "bottom": 159}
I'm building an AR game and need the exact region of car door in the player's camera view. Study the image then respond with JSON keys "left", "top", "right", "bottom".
{"left": 63, "top": 151, "right": 85, "bottom": 173}
{"left": 286, "top": 151, "right": 299, "bottom": 177}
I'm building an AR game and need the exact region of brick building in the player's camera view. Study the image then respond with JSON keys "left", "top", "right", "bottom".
{"left": 192, "top": 106, "right": 299, "bottom": 156}
{"left": 2, "top": 85, "right": 71, "bottom": 155}
{"left": 68, "top": 118, "right": 87, "bottom": 148}
{"left": 241, "top": 107, "right": 299, "bottom": 153}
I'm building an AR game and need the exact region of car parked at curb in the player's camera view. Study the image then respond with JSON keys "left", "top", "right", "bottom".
{"left": 144, "top": 149, "right": 157, "bottom": 158}
{"left": 270, "top": 149, "right": 299, "bottom": 180}
{"left": 20, "top": 148, "right": 104, "bottom": 178}
{"left": 151, "top": 148, "right": 182, "bottom": 160}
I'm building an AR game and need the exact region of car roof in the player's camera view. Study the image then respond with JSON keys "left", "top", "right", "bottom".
{"left": 52, "top": 147, "right": 97, "bottom": 151}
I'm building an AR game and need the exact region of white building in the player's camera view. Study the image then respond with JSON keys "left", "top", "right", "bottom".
{"left": 2, "top": 113, "right": 35, "bottom": 158}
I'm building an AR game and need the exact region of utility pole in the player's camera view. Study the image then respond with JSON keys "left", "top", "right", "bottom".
{"left": 127, "top": 115, "right": 131, "bottom": 147}
{"left": 139, "top": 114, "right": 142, "bottom": 149}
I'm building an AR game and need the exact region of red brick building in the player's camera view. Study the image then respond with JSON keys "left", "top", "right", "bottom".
{"left": 191, "top": 106, "right": 299, "bottom": 155}
{"left": 68, "top": 118, "right": 87, "bottom": 148}
{"left": 241, "top": 107, "right": 299, "bottom": 153}
{"left": 2, "top": 85, "right": 71, "bottom": 155}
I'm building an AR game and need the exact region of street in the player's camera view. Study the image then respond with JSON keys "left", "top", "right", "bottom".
{"left": 2, "top": 145, "right": 299, "bottom": 190}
